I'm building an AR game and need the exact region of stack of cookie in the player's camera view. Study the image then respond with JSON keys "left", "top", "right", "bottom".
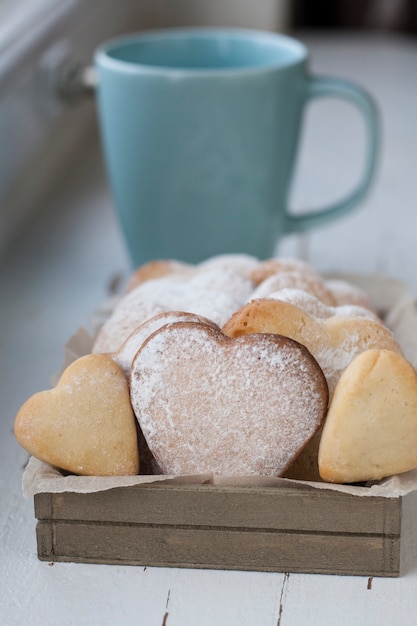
{"left": 14, "top": 255, "right": 417, "bottom": 485}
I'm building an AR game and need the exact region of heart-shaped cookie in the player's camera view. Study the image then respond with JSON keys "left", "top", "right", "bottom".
{"left": 130, "top": 322, "right": 328, "bottom": 476}
{"left": 324, "top": 278, "right": 377, "bottom": 312}
{"left": 14, "top": 354, "right": 139, "bottom": 476}
{"left": 93, "top": 278, "right": 241, "bottom": 354}
{"left": 264, "top": 288, "right": 379, "bottom": 322}
{"left": 126, "top": 259, "right": 194, "bottom": 291}
{"left": 249, "top": 257, "right": 336, "bottom": 305}
{"left": 127, "top": 253, "right": 259, "bottom": 292}
{"left": 250, "top": 257, "right": 324, "bottom": 285}
{"left": 198, "top": 253, "right": 259, "bottom": 277}
{"left": 222, "top": 298, "right": 401, "bottom": 397}
{"left": 318, "top": 349, "right": 417, "bottom": 483}
{"left": 113, "top": 311, "right": 220, "bottom": 377}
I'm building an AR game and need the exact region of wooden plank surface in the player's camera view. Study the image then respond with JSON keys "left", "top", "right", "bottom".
{"left": 34, "top": 484, "right": 402, "bottom": 535}
{"left": 36, "top": 520, "right": 400, "bottom": 577}
{"left": 34, "top": 484, "right": 403, "bottom": 577}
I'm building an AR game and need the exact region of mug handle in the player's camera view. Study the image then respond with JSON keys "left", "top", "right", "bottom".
{"left": 283, "top": 76, "right": 380, "bottom": 234}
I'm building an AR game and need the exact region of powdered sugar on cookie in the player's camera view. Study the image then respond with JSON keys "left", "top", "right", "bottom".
{"left": 250, "top": 270, "right": 336, "bottom": 305}
{"left": 265, "top": 288, "right": 379, "bottom": 321}
{"left": 130, "top": 322, "right": 328, "bottom": 476}
{"left": 222, "top": 298, "right": 402, "bottom": 397}
{"left": 93, "top": 278, "right": 241, "bottom": 354}
{"left": 113, "top": 311, "right": 219, "bottom": 376}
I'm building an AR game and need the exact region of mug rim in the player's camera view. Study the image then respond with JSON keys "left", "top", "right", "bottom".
{"left": 94, "top": 27, "right": 307, "bottom": 76}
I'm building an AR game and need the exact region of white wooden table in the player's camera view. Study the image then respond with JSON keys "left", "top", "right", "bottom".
{"left": 1, "top": 32, "right": 417, "bottom": 625}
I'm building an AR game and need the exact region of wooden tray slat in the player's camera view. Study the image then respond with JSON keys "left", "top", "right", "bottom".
{"left": 34, "top": 483, "right": 401, "bottom": 534}
{"left": 34, "top": 482, "right": 404, "bottom": 576}
{"left": 36, "top": 521, "right": 400, "bottom": 577}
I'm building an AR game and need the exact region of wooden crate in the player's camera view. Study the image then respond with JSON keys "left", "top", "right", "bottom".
{"left": 34, "top": 481, "right": 417, "bottom": 577}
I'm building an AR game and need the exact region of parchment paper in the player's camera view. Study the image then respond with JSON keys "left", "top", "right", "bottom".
{"left": 22, "top": 273, "right": 417, "bottom": 500}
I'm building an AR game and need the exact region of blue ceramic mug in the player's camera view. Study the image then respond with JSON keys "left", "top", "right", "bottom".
{"left": 94, "top": 28, "right": 379, "bottom": 267}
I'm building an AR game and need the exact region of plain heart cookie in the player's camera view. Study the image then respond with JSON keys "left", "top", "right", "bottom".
{"left": 318, "top": 349, "right": 417, "bottom": 483}
{"left": 14, "top": 354, "right": 139, "bottom": 476}
{"left": 130, "top": 321, "right": 328, "bottom": 476}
